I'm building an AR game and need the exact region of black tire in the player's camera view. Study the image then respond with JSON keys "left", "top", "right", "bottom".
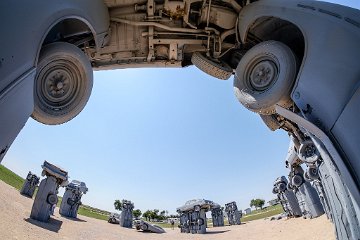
{"left": 303, "top": 171, "right": 312, "bottom": 182}
{"left": 197, "top": 218, "right": 205, "bottom": 226}
{"left": 67, "top": 198, "right": 76, "bottom": 206}
{"left": 141, "top": 223, "right": 148, "bottom": 231}
{"left": 272, "top": 186, "right": 278, "bottom": 194}
{"left": 191, "top": 52, "right": 233, "bottom": 80}
{"left": 194, "top": 205, "right": 201, "bottom": 212}
{"left": 298, "top": 141, "right": 320, "bottom": 162}
{"left": 234, "top": 41, "right": 297, "bottom": 115}
{"left": 278, "top": 183, "right": 286, "bottom": 192}
{"left": 47, "top": 193, "right": 58, "bottom": 205}
{"left": 32, "top": 42, "right": 93, "bottom": 125}
{"left": 307, "top": 166, "right": 319, "bottom": 180}
{"left": 292, "top": 174, "right": 304, "bottom": 187}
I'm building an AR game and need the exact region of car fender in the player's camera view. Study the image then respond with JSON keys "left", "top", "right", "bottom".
{"left": 238, "top": 0, "right": 360, "bottom": 132}
{"left": 0, "top": 0, "right": 109, "bottom": 162}
{"left": 0, "top": 0, "right": 109, "bottom": 95}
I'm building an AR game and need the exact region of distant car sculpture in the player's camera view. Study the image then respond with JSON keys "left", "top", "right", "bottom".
{"left": 211, "top": 207, "right": 224, "bottom": 227}
{"left": 285, "top": 141, "right": 325, "bottom": 219}
{"left": 59, "top": 180, "right": 88, "bottom": 218}
{"left": 288, "top": 166, "right": 325, "bottom": 219}
{"left": 224, "top": 201, "right": 242, "bottom": 225}
{"left": 20, "top": 171, "right": 40, "bottom": 198}
{"left": 119, "top": 200, "right": 134, "bottom": 228}
{"left": 108, "top": 213, "right": 120, "bottom": 224}
{"left": 0, "top": 1, "right": 359, "bottom": 239}
{"left": 134, "top": 220, "right": 166, "bottom": 233}
{"left": 308, "top": 172, "right": 333, "bottom": 221}
{"left": 272, "top": 176, "right": 302, "bottom": 218}
{"left": 177, "top": 199, "right": 219, "bottom": 234}
{"left": 30, "top": 161, "right": 68, "bottom": 222}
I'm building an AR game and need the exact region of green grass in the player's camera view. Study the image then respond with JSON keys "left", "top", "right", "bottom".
{"left": 77, "top": 207, "right": 109, "bottom": 221}
{"left": 0, "top": 164, "right": 109, "bottom": 221}
{"left": 152, "top": 222, "right": 173, "bottom": 228}
{"left": 0, "top": 164, "right": 283, "bottom": 224}
{"left": 0, "top": 165, "right": 25, "bottom": 190}
{"left": 241, "top": 204, "right": 284, "bottom": 222}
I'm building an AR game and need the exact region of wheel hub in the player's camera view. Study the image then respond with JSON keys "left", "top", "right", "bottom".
{"left": 45, "top": 69, "right": 71, "bottom": 103}
{"left": 304, "top": 145, "right": 317, "bottom": 158}
{"left": 249, "top": 60, "right": 278, "bottom": 91}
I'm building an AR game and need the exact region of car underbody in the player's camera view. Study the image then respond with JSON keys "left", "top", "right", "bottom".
{"left": 1, "top": 1, "right": 360, "bottom": 239}
{"left": 90, "top": 0, "right": 246, "bottom": 71}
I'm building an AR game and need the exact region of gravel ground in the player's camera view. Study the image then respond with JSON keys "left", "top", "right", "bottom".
{"left": 0, "top": 180, "right": 336, "bottom": 240}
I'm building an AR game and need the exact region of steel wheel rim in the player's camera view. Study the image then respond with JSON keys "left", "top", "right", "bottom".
{"left": 246, "top": 56, "right": 279, "bottom": 92}
{"left": 36, "top": 58, "right": 82, "bottom": 112}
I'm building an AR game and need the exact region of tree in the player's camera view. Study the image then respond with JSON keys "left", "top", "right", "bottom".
{"left": 150, "top": 209, "right": 159, "bottom": 221}
{"left": 259, "top": 199, "right": 265, "bottom": 209}
{"left": 114, "top": 199, "right": 122, "bottom": 211}
{"left": 250, "top": 199, "right": 265, "bottom": 210}
{"left": 143, "top": 210, "right": 151, "bottom": 221}
{"left": 133, "top": 209, "right": 142, "bottom": 219}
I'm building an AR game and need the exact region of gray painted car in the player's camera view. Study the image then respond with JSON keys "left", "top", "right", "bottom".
{"left": 134, "top": 220, "right": 166, "bottom": 233}
{"left": 0, "top": 1, "right": 359, "bottom": 239}
{"left": 108, "top": 212, "right": 121, "bottom": 224}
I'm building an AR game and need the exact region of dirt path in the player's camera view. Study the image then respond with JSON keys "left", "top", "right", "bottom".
{"left": 0, "top": 180, "right": 336, "bottom": 240}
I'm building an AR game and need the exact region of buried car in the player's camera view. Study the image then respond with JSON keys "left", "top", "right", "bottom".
{"left": 134, "top": 220, "right": 166, "bottom": 233}
{"left": 108, "top": 212, "right": 121, "bottom": 224}
{"left": 0, "top": 0, "right": 360, "bottom": 239}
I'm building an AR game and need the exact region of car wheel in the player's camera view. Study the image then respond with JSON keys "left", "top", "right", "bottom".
{"left": 303, "top": 171, "right": 312, "bottom": 182}
{"left": 191, "top": 52, "right": 233, "bottom": 80}
{"left": 47, "top": 193, "right": 58, "bottom": 205}
{"left": 298, "top": 141, "right": 320, "bottom": 162}
{"left": 307, "top": 166, "right": 319, "bottom": 180}
{"left": 141, "top": 223, "right": 148, "bottom": 231}
{"left": 292, "top": 174, "right": 304, "bottom": 187}
{"left": 278, "top": 183, "right": 286, "bottom": 192}
{"left": 32, "top": 42, "right": 93, "bottom": 125}
{"left": 67, "top": 198, "right": 76, "bottom": 206}
{"left": 234, "top": 40, "right": 297, "bottom": 115}
{"left": 194, "top": 205, "right": 201, "bottom": 212}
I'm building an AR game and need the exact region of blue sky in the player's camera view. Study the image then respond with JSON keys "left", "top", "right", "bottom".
{"left": 2, "top": 0, "right": 359, "bottom": 215}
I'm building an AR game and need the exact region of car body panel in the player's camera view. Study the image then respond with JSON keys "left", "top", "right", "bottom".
{"left": 238, "top": 0, "right": 360, "bottom": 189}
{"left": 0, "top": 0, "right": 109, "bottom": 162}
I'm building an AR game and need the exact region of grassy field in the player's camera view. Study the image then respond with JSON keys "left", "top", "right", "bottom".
{"left": 1, "top": 164, "right": 283, "bottom": 224}
{"left": 154, "top": 205, "right": 284, "bottom": 229}
{"left": 0, "top": 164, "right": 25, "bottom": 190}
{"left": 0, "top": 165, "right": 109, "bottom": 221}
{"left": 241, "top": 204, "right": 284, "bottom": 222}
{"left": 151, "top": 222, "right": 174, "bottom": 228}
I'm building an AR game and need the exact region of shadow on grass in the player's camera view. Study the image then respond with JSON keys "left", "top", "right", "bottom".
{"left": 24, "top": 217, "right": 62, "bottom": 233}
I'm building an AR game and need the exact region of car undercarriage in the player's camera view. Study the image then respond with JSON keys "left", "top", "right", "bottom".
{"left": 0, "top": 0, "right": 360, "bottom": 239}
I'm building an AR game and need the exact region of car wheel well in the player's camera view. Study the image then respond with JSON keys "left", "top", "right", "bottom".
{"left": 245, "top": 17, "right": 305, "bottom": 64}
{"left": 42, "top": 18, "right": 95, "bottom": 51}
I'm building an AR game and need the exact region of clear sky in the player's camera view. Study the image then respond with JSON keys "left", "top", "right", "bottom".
{"left": 2, "top": 0, "right": 359, "bottom": 215}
